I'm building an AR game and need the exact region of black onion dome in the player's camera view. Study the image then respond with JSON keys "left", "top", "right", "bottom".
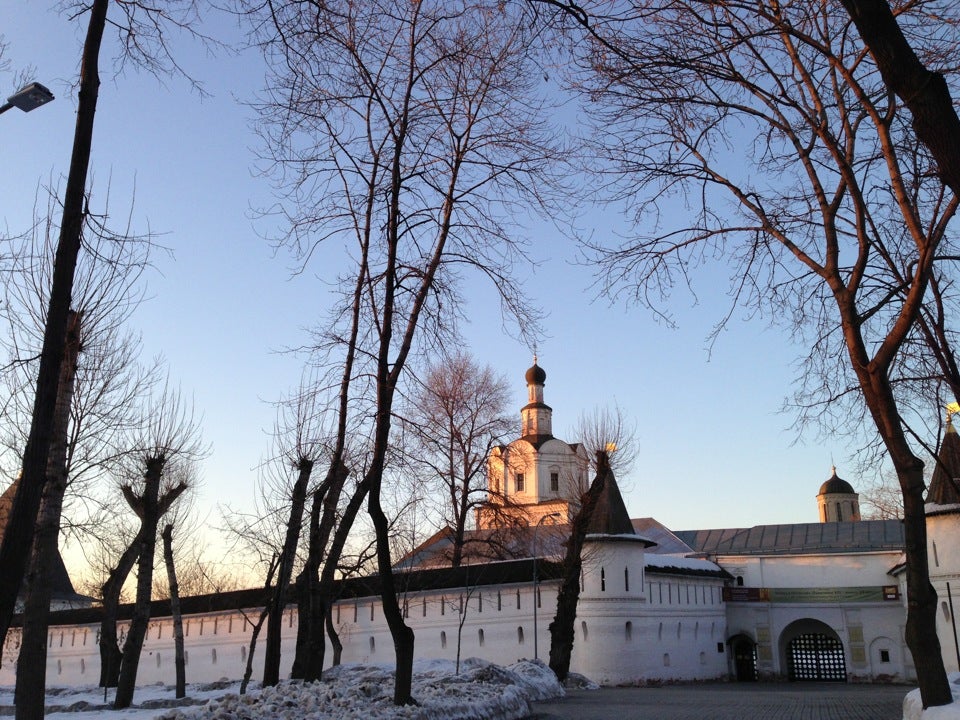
{"left": 819, "top": 468, "right": 855, "bottom": 495}
{"left": 525, "top": 362, "right": 546, "bottom": 385}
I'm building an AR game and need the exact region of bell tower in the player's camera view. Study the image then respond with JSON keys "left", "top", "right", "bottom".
{"left": 478, "top": 360, "right": 589, "bottom": 529}
{"left": 521, "top": 358, "right": 552, "bottom": 441}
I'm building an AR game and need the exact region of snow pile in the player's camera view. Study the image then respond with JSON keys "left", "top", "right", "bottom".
{"left": 157, "top": 658, "right": 563, "bottom": 720}
{"left": 903, "top": 674, "right": 960, "bottom": 720}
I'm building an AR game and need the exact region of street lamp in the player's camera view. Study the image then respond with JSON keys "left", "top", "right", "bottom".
{"left": 533, "top": 511, "right": 561, "bottom": 661}
{"left": 0, "top": 82, "right": 55, "bottom": 115}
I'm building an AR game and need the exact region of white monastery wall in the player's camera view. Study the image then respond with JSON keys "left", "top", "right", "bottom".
{"left": 927, "top": 512, "right": 960, "bottom": 674}
{"left": 0, "top": 568, "right": 730, "bottom": 689}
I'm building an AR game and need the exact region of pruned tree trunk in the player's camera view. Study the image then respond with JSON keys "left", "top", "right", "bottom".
{"left": 161, "top": 523, "right": 186, "bottom": 699}
{"left": 548, "top": 452, "right": 611, "bottom": 682}
{"left": 291, "top": 458, "right": 348, "bottom": 681}
{"left": 114, "top": 456, "right": 165, "bottom": 709}
{"left": 0, "top": 0, "right": 107, "bottom": 649}
{"left": 263, "top": 458, "right": 313, "bottom": 686}
{"left": 99, "top": 531, "right": 143, "bottom": 687}
{"left": 14, "top": 311, "right": 81, "bottom": 720}
{"left": 309, "top": 476, "right": 370, "bottom": 680}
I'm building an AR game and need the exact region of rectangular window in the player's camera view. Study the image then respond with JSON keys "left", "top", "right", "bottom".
{"left": 880, "top": 649, "right": 890, "bottom": 663}
{"left": 550, "top": 472, "right": 559, "bottom": 492}
{"left": 516, "top": 473, "right": 525, "bottom": 492}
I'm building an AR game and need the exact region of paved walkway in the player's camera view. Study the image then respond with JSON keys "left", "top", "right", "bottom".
{"left": 528, "top": 683, "right": 909, "bottom": 720}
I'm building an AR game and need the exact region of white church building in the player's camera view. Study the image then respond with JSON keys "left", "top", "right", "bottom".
{"left": 3, "top": 361, "right": 960, "bottom": 689}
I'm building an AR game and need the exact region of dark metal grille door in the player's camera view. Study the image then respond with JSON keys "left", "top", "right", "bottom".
{"left": 788, "top": 633, "right": 847, "bottom": 681}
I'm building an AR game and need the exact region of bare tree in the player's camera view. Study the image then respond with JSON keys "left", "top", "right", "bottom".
{"left": 570, "top": 404, "right": 638, "bottom": 478}
{"left": 13, "top": 311, "right": 81, "bottom": 720}
{"left": 262, "top": 381, "right": 326, "bottom": 687}
{"left": 861, "top": 472, "right": 906, "bottom": 520}
{"left": 838, "top": 0, "right": 960, "bottom": 197}
{"left": 245, "top": 0, "right": 561, "bottom": 703}
{"left": 0, "top": 0, "right": 110, "bottom": 648}
{"left": 0, "top": 0, "right": 211, "bottom": 648}
{"left": 2, "top": 191, "right": 156, "bottom": 720}
{"left": 113, "top": 384, "right": 204, "bottom": 709}
{"left": 400, "top": 353, "right": 514, "bottom": 567}
{"left": 547, "top": 0, "right": 956, "bottom": 705}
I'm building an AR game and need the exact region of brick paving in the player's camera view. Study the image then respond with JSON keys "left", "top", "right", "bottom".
{"left": 528, "top": 682, "right": 909, "bottom": 720}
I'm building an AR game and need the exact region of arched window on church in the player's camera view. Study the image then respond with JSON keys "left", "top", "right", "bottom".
{"left": 518, "top": 626, "right": 525, "bottom": 644}
{"left": 601, "top": 567, "right": 606, "bottom": 592}
{"left": 625, "top": 567, "right": 629, "bottom": 592}
{"left": 478, "top": 629, "right": 485, "bottom": 647}
{"left": 736, "top": 576, "right": 744, "bottom": 587}
{"left": 836, "top": 502, "right": 843, "bottom": 521}
{"left": 516, "top": 589, "right": 521, "bottom": 609}
{"left": 441, "top": 631, "right": 447, "bottom": 649}
{"left": 581, "top": 621, "right": 588, "bottom": 641}
{"left": 625, "top": 621, "right": 632, "bottom": 641}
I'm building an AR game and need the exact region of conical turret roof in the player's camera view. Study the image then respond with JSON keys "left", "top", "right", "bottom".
{"left": 0, "top": 479, "right": 79, "bottom": 600}
{"left": 584, "top": 460, "right": 637, "bottom": 536}
{"left": 928, "top": 420, "right": 960, "bottom": 507}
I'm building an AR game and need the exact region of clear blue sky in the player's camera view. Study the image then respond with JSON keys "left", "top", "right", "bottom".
{"left": 0, "top": 4, "right": 862, "bottom": 570}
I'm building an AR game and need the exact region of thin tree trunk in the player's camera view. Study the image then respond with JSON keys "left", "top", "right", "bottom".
{"left": 14, "top": 311, "right": 81, "bottom": 720}
{"left": 548, "top": 452, "right": 611, "bottom": 682}
{"left": 239, "top": 557, "right": 278, "bottom": 696}
{"left": 161, "top": 524, "right": 186, "bottom": 699}
{"left": 324, "top": 605, "right": 342, "bottom": 667}
{"left": 0, "top": 0, "right": 107, "bottom": 650}
{"left": 241, "top": 607, "right": 269, "bottom": 696}
{"left": 368, "top": 474, "right": 415, "bottom": 705}
{"left": 263, "top": 458, "right": 313, "bottom": 686}
{"left": 114, "top": 456, "right": 165, "bottom": 709}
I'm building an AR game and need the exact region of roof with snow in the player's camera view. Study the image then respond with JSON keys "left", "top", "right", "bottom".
{"left": 673, "top": 519, "right": 904, "bottom": 556}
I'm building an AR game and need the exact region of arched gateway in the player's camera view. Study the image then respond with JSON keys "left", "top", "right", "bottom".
{"left": 781, "top": 619, "right": 847, "bottom": 681}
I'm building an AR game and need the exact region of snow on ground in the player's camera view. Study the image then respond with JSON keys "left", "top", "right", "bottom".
{"left": 904, "top": 673, "right": 960, "bottom": 720}
{"left": 0, "top": 658, "right": 563, "bottom": 720}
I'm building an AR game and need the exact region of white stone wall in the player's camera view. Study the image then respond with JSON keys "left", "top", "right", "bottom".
{"left": 719, "top": 551, "right": 900, "bottom": 589}
{"left": 927, "top": 512, "right": 960, "bottom": 673}
{"left": 0, "top": 568, "right": 729, "bottom": 689}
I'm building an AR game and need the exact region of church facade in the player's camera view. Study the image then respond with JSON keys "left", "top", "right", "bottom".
{"left": 3, "top": 362, "right": 959, "bottom": 689}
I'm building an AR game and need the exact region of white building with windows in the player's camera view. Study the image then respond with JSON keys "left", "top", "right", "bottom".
{"left": 3, "top": 360, "right": 957, "bottom": 689}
